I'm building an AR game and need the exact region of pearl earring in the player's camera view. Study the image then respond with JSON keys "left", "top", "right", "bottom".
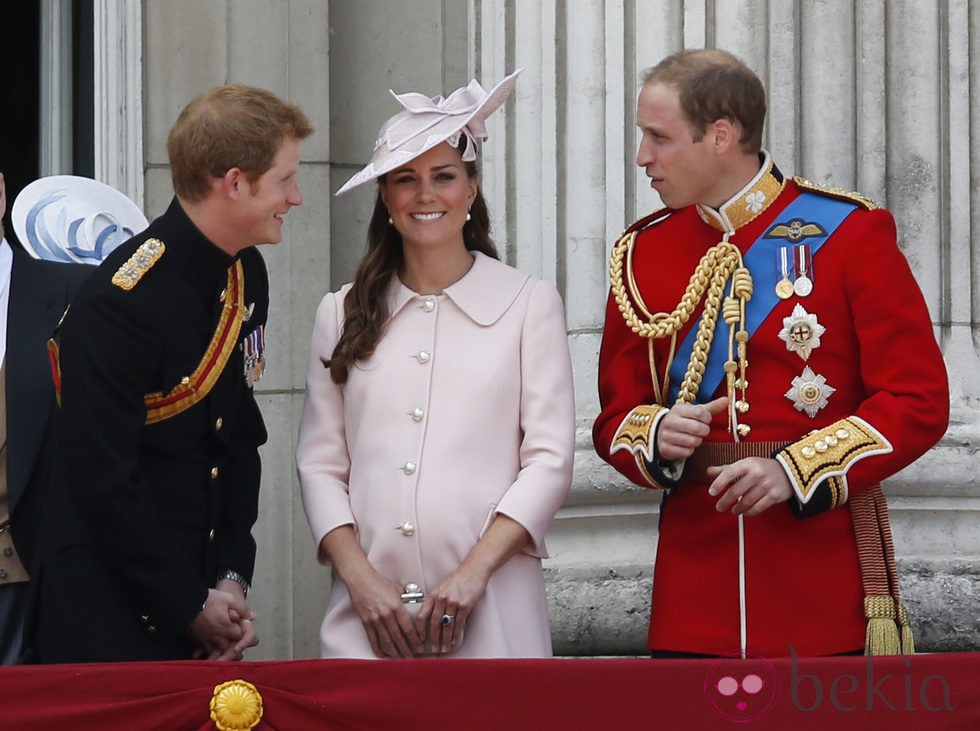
{"left": 465, "top": 211, "right": 471, "bottom": 222}
{"left": 388, "top": 215, "right": 393, "bottom": 225}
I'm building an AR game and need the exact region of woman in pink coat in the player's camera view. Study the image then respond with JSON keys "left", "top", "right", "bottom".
{"left": 296, "top": 70, "right": 575, "bottom": 659}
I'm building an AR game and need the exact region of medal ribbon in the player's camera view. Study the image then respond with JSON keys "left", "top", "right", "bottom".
{"left": 668, "top": 193, "right": 858, "bottom": 403}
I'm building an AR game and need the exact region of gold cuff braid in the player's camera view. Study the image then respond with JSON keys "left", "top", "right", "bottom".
{"left": 610, "top": 404, "right": 668, "bottom": 463}
{"left": 775, "top": 416, "right": 892, "bottom": 503}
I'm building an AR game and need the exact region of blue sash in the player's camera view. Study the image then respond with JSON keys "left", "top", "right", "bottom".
{"left": 668, "top": 193, "right": 858, "bottom": 404}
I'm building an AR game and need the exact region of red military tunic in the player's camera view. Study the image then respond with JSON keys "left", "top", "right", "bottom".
{"left": 593, "top": 154, "right": 949, "bottom": 657}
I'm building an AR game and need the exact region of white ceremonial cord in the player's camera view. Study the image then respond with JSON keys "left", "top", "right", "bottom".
{"left": 738, "top": 513, "right": 747, "bottom": 658}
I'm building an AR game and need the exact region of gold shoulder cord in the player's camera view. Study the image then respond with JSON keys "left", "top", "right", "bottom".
{"left": 143, "top": 261, "right": 247, "bottom": 424}
{"left": 609, "top": 229, "right": 753, "bottom": 435}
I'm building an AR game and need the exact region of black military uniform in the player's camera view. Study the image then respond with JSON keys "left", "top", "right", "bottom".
{"left": 32, "top": 198, "right": 268, "bottom": 662}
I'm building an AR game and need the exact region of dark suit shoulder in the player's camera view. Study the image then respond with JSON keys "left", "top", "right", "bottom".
{"left": 11, "top": 245, "right": 94, "bottom": 292}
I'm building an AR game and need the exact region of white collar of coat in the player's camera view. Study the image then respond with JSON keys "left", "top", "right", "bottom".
{"left": 388, "top": 250, "right": 531, "bottom": 326}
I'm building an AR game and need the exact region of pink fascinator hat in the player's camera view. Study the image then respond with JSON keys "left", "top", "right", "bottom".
{"left": 336, "top": 68, "right": 522, "bottom": 195}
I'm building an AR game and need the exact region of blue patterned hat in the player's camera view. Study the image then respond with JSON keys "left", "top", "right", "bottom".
{"left": 12, "top": 175, "right": 148, "bottom": 264}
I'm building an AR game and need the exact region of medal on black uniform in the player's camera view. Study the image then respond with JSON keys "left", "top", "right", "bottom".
{"left": 243, "top": 323, "right": 266, "bottom": 387}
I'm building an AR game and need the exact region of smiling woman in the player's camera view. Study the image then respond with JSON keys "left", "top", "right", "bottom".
{"left": 296, "top": 70, "right": 577, "bottom": 660}
{"left": 380, "top": 142, "right": 478, "bottom": 292}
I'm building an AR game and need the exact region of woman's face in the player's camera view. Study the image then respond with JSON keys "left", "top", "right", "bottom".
{"left": 380, "top": 142, "right": 477, "bottom": 253}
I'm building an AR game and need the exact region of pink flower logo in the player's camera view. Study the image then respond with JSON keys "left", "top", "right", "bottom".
{"left": 703, "top": 651, "right": 779, "bottom": 723}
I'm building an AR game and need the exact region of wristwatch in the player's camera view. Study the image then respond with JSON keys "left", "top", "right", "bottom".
{"left": 217, "top": 568, "right": 251, "bottom": 598}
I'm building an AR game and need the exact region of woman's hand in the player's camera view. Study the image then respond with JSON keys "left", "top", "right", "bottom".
{"left": 415, "top": 563, "right": 489, "bottom": 653}
{"left": 416, "top": 513, "right": 531, "bottom": 654}
{"left": 345, "top": 564, "right": 424, "bottom": 658}
{"left": 320, "top": 525, "right": 423, "bottom": 658}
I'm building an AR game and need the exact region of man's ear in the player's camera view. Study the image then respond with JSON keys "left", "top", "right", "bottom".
{"left": 709, "top": 119, "right": 738, "bottom": 153}
{"left": 222, "top": 168, "right": 244, "bottom": 199}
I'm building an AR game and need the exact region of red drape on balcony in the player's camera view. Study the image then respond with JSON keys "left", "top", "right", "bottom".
{"left": 1, "top": 653, "right": 978, "bottom": 730}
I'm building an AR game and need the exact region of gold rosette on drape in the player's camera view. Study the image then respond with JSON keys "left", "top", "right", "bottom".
{"left": 210, "top": 679, "right": 263, "bottom": 731}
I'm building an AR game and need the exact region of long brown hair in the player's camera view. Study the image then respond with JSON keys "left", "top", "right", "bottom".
{"left": 325, "top": 144, "right": 498, "bottom": 384}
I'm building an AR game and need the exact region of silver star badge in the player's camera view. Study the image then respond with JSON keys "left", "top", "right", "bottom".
{"left": 778, "top": 303, "right": 826, "bottom": 361}
{"left": 785, "top": 365, "right": 835, "bottom": 417}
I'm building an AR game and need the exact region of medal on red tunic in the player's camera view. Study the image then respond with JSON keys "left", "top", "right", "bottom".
{"left": 793, "top": 244, "right": 814, "bottom": 296}
{"left": 775, "top": 246, "right": 794, "bottom": 298}
{"left": 778, "top": 303, "right": 825, "bottom": 361}
{"left": 785, "top": 365, "right": 836, "bottom": 417}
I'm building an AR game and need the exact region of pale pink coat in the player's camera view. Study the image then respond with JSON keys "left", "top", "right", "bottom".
{"left": 297, "top": 252, "right": 575, "bottom": 658}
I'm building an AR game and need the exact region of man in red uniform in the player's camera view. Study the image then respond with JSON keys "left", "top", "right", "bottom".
{"left": 593, "top": 49, "right": 949, "bottom": 658}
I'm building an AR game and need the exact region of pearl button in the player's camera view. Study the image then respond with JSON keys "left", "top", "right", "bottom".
{"left": 210, "top": 466, "right": 220, "bottom": 479}
{"left": 415, "top": 351, "right": 431, "bottom": 364}
{"left": 398, "top": 522, "right": 416, "bottom": 536}
{"left": 208, "top": 529, "right": 216, "bottom": 541}
{"left": 410, "top": 407, "right": 424, "bottom": 422}
{"left": 215, "top": 417, "right": 223, "bottom": 431}
{"left": 422, "top": 298, "right": 436, "bottom": 312}
{"left": 402, "top": 462, "right": 417, "bottom": 475}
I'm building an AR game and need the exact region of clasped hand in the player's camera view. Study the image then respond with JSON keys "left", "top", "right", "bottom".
{"left": 656, "top": 396, "right": 792, "bottom": 516}
{"left": 187, "top": 587, "right": 260, "bottom": 661}
{"left": 348, "top": 564, "right": 485, "bottom": 658}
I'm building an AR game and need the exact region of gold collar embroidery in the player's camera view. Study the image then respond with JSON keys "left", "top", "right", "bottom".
{"left": 696, "top": 151, "right": 786, "bottom": 233}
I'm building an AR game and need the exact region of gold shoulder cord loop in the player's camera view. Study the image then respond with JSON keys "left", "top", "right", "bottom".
{"left": 610, "top": 230, "right": 753, "bottom": 433}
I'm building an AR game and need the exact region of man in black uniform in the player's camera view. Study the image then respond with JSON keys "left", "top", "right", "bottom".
{"left": 33, "top": 85, "right": 313, "bottom": 662}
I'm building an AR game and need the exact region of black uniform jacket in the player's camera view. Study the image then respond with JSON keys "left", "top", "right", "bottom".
{"left": 34, "top": 199, "right": 268, "bottom": 662}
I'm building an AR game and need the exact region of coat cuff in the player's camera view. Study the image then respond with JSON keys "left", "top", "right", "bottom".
{"left": 610, "top": 405, "right": 680, "bottom": 488}
{"left": 775, "top": 416, "right": 892, "bottom": 514}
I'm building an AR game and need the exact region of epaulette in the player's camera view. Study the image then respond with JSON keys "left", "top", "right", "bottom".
{"left": 621, "top": 206, "right": 674, "bottom": 237}
{"left": 111, "top": 238, "right": 166, "bottom": 290}
{"left": 793, "top": 176, "right": 880, "bottom": 211}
